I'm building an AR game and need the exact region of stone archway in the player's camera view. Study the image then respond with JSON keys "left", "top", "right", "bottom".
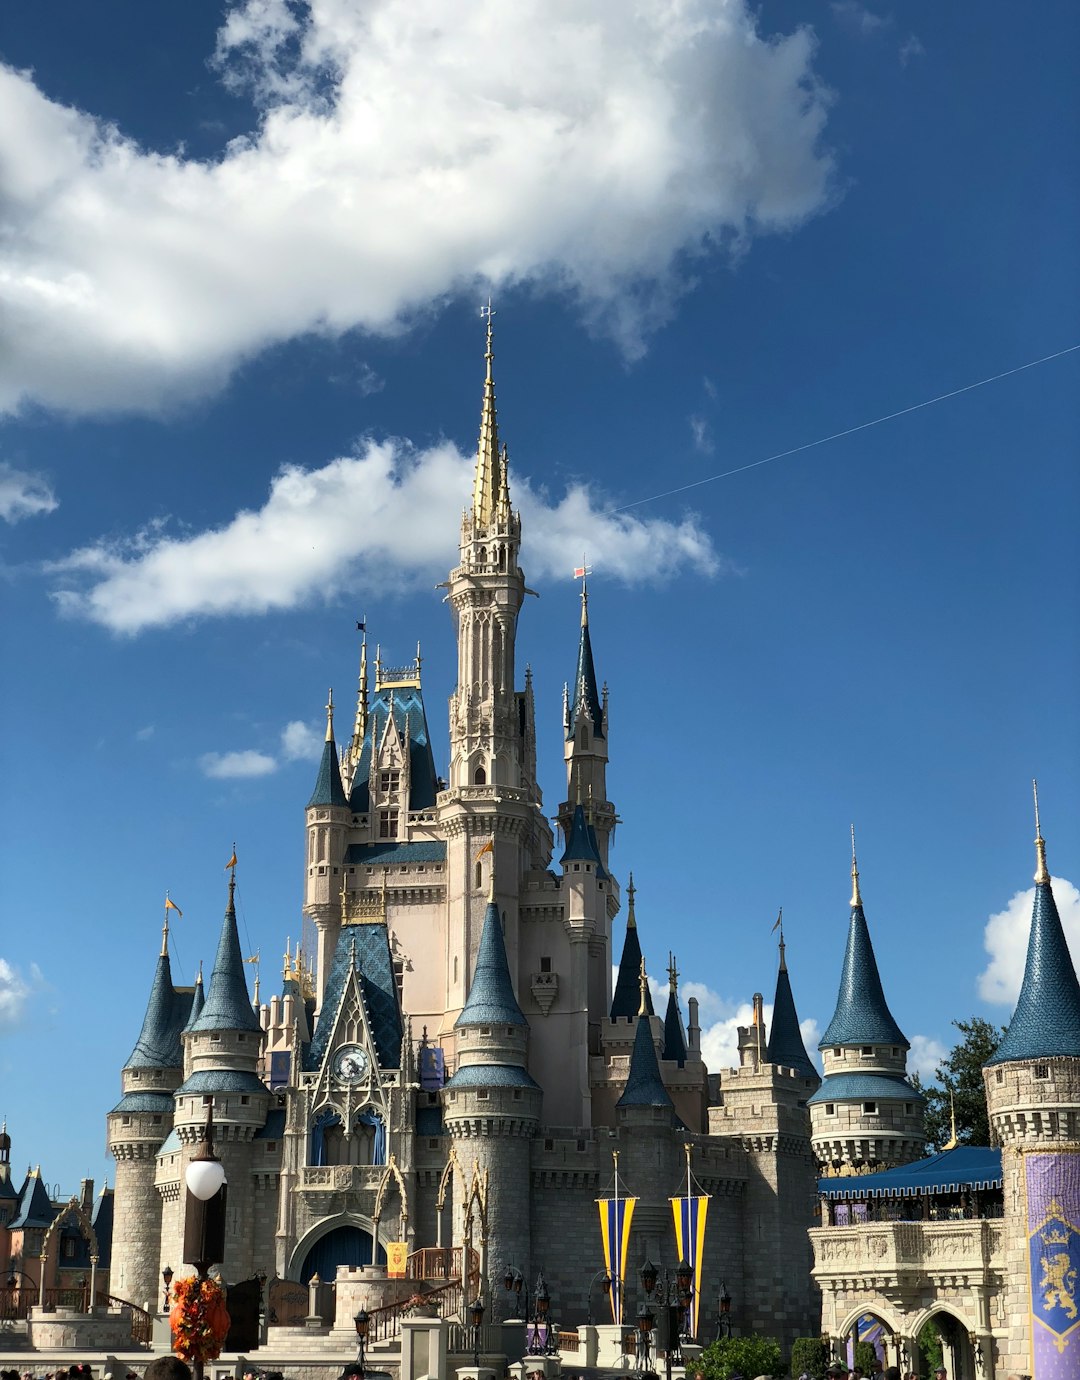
{"left": 288, "top": 1212, "right": 387, "bottom": 1284}
{"left": 39, "top": 1197, "right": 100, "bottom": 1305}
{"left": 911, "top": 1304, "right": 979, "bottom": 1380}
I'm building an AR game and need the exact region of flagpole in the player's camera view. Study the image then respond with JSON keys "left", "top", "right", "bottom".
{"left": 613, "top": 1149, "right": 621, "bottom": 1326}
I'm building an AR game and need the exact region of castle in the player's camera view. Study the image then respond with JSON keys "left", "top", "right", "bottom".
{"left": 105, "top": 317, "right": 825, "bottom": 1345}
{"left": 102, "top": 320, "right": 1080, "bottom": 1379}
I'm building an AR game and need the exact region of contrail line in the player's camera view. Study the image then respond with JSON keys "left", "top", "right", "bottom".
{"left": 610, "top": 342, "right": 1080, "bottom": 514}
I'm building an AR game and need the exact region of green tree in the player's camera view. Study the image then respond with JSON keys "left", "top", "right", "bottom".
{"left": 790, "top": 1338, "right": 829, "bottom": 1379}
{"left": 915, "top": 1017, "right": 1003, "bottom": 1149}
{"left": 697, "top": 1334, "right": 784, "bottom": 1379}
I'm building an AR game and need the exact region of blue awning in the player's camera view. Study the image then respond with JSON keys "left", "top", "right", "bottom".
{"left": 819, "top": 1146, "right": 1002, "bottom": 1200}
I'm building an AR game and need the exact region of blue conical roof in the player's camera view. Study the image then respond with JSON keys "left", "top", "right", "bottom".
{"left": 988, "top": 878, "right": 1080, "bottom": 1063}
{"left": 190, "top": 878, "right": 261, "bottom": 1033}
{"left": 820, "top": 896, "right": 907, "bottom": 1050}
{"left": 611, "top": 910, "right": 653, "bottom": 1021}
{"left": 308, "top": 736, "right": 347, "bottom": 808}
{"left": 185, "top": 970, "right": 205, "bottom": 1030}
{"left": 766, "top": 945, "right": 820, "bottom": 1084}
{"left": 568, "top": 599, "right": 604, "bottom": 739}
{"left": 617, "top": 1014, "right": 674, "bottom": 1110}
{"left": 10, "top": 1171, "right": 55, "bottom": 1230}
{"left": 662, "top": 988, "right": 687, "bottom": 1066}
{"left": 126, "top": 950, "right": 188, "bottom": 1070}
{"left": 560, "top": 803, "right": 609, "bottom": 878}
{"left": 455, "top": 900, "right": 527, "bottom": 1028}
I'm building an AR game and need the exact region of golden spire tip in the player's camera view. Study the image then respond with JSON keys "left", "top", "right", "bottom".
{"left": 638, "top": 956, "right": 649, "bottom": 1017}
{"left": 850, "top": 823, "right": 863, "bottom": 907}
{"left": 325, "top": 688, "right": 335, "bottom": 741}
{"left": 1033, "top": 778, "right": 1049, "bottom": 884}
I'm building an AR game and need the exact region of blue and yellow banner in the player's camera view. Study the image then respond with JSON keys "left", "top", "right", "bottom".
{"left": 671, "top": 1193, "right": 709, "bottom": 1337}
{"left": 598, "top": 1194, "right": 637, "bottom": 1325}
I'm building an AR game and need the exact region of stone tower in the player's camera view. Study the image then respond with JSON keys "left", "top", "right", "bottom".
{"left": 441, "top": 888, "right": 541, "bottom": 1314}
{"left": 169, "top": 874, "right": 270, "bottom": 1283}
{"left": 809, "top": 836, "right": 925, "bottom": 1171}
{"left": 107, "top": 917, "right": 191, "bottom": 1308}
{"left": 983, "top": 790, "right": 1080, "bottom": 1379}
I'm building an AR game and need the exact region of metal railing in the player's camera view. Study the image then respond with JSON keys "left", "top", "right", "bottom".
{"left": 366, "top": 1278, "right": 464, "bottom": 1343}
{"left": 406, "top": 1246, "right": 480, "bottom": 1292}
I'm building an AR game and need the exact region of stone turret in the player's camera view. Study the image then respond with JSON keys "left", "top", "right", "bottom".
{"left": 108, "top": 916, "right": 191, "bottom": 1309}
{"left": 168, "top": 873, "right": 269, "bottom": 1283}
{"left": 304, "top": 692, "right": 352, "bottom": 998}
{"left": 809, "top": 835, "right": 924, "bottom": 1171}
{"left": 983, "top": 788, "right": 1080, "bottom": 1377}
{"left": 441, "top": 895, "right": 540, "bottom": 1317}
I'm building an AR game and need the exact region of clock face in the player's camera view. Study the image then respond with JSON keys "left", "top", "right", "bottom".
{"left": 332, "top": 1044, "right": 370, "bottom": 1084}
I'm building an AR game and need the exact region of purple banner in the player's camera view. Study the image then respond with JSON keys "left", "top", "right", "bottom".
{"left": 1026, "top": 1151, "right": 1080, "bottom": 1378}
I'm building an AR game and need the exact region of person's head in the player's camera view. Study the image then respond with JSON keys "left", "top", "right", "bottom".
{"left": 144, "top": 1359, "right": 194, "bottom": 1380}
{"left": 934, "top": 1369, "right": 947, "bottom": 1380}
{"left": 883, "top": 1368, "right": 901, "bottom": 1380}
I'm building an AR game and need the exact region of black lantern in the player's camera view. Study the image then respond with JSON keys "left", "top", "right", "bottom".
{"left": 470, "top": 1296, "right": 485, "bottom": 1366}
{"left": 639, "top": 1258, "right": 658, "bottom": 1296}
{"left": 503, "top": 1264, "right": 526, "bottom": 1321}
{"left": 717, "top": 1280, "right": 732, "bottom": 1339}
{"left": 354, "top": 1307, "right": 370, "bottom": 1373}
{"left": 535, "top": 1278, "right": 550, "bottom": 1319}
{"left": 587, "top": 1269, "right": 612, "bottom": 1326}
{"left": 636, "top": 1301, "right": 656, "bottom": 1373}
{"left": 162, "top": 1265, "right": 174, "bottom": 1313}
{"left": 676, "top": 1260, "right": 692, "bottom": 1298}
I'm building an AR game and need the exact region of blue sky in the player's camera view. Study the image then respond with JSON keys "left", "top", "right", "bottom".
{"left": 0, "top": 0, "right": 1077, "bottom": 1196}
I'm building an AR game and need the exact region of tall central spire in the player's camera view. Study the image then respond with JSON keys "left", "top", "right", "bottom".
{"left": 472, "top": 302, "right": 503, "bottom": 530}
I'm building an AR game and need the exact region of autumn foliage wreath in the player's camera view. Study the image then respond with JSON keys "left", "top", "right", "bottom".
{"left": 169, "top": 1274, "right": 231, "bottom": 1365}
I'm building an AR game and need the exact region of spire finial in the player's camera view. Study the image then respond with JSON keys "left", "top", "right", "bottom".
{"left": 667, "top": 952, "right": 678, "bottom": 994}
{"left": 351, "top": 618, "right": 369, "bottom": 758}
{"left": 775, "top": 907, "right": 787, "bottom": 972}
{"left": 488, "top": 833, "right": 497, "bottom": 902}
{"left": 850, "top": 824, "right": 863, "bottom": 907}
{"left": 1033, "top": 778, "right": 1049, "bottom": 884}
{"left": 325, "top": 688, "right": 335, "bottom": 742}
{"left": 942, "top": 1089, "right": 959, "bottom": 1150}
{"left": 577, "top": 556, "right": 591, "bottom": 625}
{"left": 626, "top": 872, "right": 637, "bottom": 929}
{"left": 638, "top": 956, "right": 649, "bottom": 1017}
{"left": 473, "top": 302, "right": 502, "bottom": 528}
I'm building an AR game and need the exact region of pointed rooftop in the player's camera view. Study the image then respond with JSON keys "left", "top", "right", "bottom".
{"left": 190, "top": 874, "right": 261, "bottom": 1034}
{"left": 185, "top": 964, "right": 205, "bottom": 1030}
{"left": 455, "top": 898, "right": 527, "bottom": 1029}
{"left": 568, "top": 585, "right": 604, "bottom": 739}
{"left": 662, "top": 955, "right": 688, "bottom": 1066}
{"left": 308, "top": 690, "right": 348, "bottom": 808}
{"left": 988, "top": 786, "right": 1080, "bottom": 1064}
{"left": 765, "top": 927, "right": 820, "bottom": 1084}
{"left": 819, "top": 833, "right": 908, "bottom": 1050}
{"left": 10, "top": 1168, "right": 55, "bottom": 1230}
{"left": 126, "top": 945, "right": 188, "bottom": 1070}
{"left": 617, "top": 963, "right": 674, "bottom": 1110}
{"left": 472, "top": 303, "right": 504, "bottom": 530}
{"left": 559, "top": 802, "right": 609, "bottom": 878}
{"left": 611, "top": 877, "right": 654, "bottom": 1020}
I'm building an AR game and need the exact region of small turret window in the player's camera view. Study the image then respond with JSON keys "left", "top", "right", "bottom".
{"left": 861, "top": 1046, "right": 872, "bottom": 1056}
{"left": 475, "top": 861, "right": 483, "bottom": 890}
{"left": 474, "top": 766, "right": 486, "bottom": 785}
{"left": 863, "top": 1102, "right": 877, "bottom": 1114}
{"left": 825, "top": 1104, "right": 835, "bottom": 1115}
{"left": 833, "top": 1048, "right": 842, "bottom": 1057}
{"left": 1035, "top": 1063, "right": 1050, "bottom": 1080}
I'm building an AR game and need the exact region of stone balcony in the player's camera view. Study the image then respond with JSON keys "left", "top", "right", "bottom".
{"left": 810, "top": 1217, "right": 1004, "bottom": 1290}
{"left": 299, "top": 1164, "right": 387, "bottom": 1193}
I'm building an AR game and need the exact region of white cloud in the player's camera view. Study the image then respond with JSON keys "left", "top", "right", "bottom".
{"left": 199, "top": 749, "right": 278, "bottom": 779}
{"left": 0, "top": 959, "right": 42, "bottom": 1027}
{"left": 908, "top": 1034, "right": 947, "bottom": 1082}
{"left": 830, "top": 2, "right": 892, "bottom": 36}
{"left": 0, "top": 0, "right": 835, "bottom": 415}
{"left": 978, "top": 876, "right": 1080, "bottom": 1006}
{"left": 47, "top": 438, "right": 721, "bottom": 634}
{"left": 135, "top": 724, "right": 155, "bottom": 741}
{"left": 689, "top": 415, "right": 713, "bottom": 454}
{"left": 281, "top": 718, "right": 323, "bottom": 761}
{"left": 899, "top": 34, "right": 926, "bottom": 66}
{"left": 0, "top": 462, "right": 58, "bottom": 523}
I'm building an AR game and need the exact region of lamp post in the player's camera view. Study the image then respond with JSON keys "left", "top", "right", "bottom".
{"left": 502, "top": 1264, "right": 528, "bottom": 1322}
{"left": 469, "top": 1295, "right": 485, "bottom": 1367}
{"left": 354, "top": 1307, "right": 369, "bottom": 1373}
{"left": 534, "top": 1269, "right": 555, "bottom": 1356}
{"left": 182, "top": 1100, "right": 229, "bottom": 1380}
{"left": 162, "top": 1265, "right": 174, "bottom": 1313}
{"left": 675, "top": 1260, "right": 694, "bottom": 1341}
{"left": 636, "top": 1301, "right": 656, "bottom": 1373}
{"left": 716, "top": 1281, "right": 732, "bottom": 1339}
{"left": 586, "top": 1269, "right": 612, "bottom": 1326}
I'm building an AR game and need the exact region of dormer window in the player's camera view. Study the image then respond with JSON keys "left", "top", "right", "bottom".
{"left": 379, "top": 809, "right": 399, "bottom": 839}
{"left": 379, "top": 770, "right": 400, "bottom": 796}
